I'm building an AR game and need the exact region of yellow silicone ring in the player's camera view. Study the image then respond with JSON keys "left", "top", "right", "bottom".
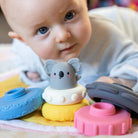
{"left": 42, "top": 99, "right": 89, "bottom": 121}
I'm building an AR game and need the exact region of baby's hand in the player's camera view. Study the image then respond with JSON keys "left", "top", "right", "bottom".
{"left": 96, "top": 76, "right": 121, "bottom": 84}
{"left": 26, "top": 71, "right": 41, "bottom": 82}
{"left": 96, "top": 76, "right": 136, "bottom": 88}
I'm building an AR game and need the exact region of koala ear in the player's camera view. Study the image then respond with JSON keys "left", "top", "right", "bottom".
{"left": 44, "top": 59, "right": 56, "bottom": 76}
{"left": 68, "top": 58, "right": 81, "bottom": 72}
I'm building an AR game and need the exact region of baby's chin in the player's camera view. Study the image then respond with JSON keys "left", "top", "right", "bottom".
{"left": 41, "top": 58, "right": 66, "bottom": 64}
{"left": 61, "top": 52, "right": 80, "bottom": 62}
{"left": 41, "top": 55, "right": 79, "bottom": 63}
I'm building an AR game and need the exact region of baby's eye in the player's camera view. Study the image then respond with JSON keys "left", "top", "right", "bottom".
{"left": 65, "top": 11, "right": 76, "bottom": 21}
{"left": 37, "top": 27, "right": 49, "bottom": 35}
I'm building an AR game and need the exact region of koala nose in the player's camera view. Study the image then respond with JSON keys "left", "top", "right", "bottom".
{"left": 59, "top": 71, "right": 64, "bottom": 79}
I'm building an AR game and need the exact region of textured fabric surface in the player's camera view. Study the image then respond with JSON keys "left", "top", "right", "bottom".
{"left": 0, "top": 75, "right": 28, "bottom": 97}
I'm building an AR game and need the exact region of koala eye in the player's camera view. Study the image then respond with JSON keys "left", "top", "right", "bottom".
{"left": 53, "top": 72, "right": 56, "bottom": 78}
{"left": 67, "top": 72, "right": 71, "bottom": 78}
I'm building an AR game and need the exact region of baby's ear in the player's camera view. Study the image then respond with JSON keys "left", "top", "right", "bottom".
{"left": 68, "top": 58, "right": 81, "bottom": 73}
{"left": 8, "top": 31, "right": 24, "bottom": 42}
{"left": 44, "top": 59, "right": 56, "bottom": 76}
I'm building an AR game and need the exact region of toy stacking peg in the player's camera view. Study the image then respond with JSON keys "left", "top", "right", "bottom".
{"left": 42, "top": 58, "right": 89, "bottom": 121}
{"left": 42, "top": 58, "right": 86, "bottom": 105}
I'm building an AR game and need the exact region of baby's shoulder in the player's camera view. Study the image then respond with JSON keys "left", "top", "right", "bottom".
{"left": 88, "top": 13, "right": 114, "bottom": 27}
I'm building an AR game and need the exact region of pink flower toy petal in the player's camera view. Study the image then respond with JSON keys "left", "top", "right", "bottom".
{"left": 74, "top": 102, "right": 132, "bottom": 136}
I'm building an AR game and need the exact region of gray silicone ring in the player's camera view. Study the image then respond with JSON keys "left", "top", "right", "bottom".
{"left": 86, "top": 82, "right": 138, "bottom": 118}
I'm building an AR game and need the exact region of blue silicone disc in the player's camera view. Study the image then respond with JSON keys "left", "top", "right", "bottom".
{"left": 0, "top": 87, "right": 44, "bottom": 120}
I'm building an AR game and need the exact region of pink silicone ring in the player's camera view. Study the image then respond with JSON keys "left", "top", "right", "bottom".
{"left": 74, "top": 102, "right": 132, "bottom": 136}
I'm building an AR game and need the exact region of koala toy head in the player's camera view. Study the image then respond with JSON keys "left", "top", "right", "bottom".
{"left": 44, "top": 58, "right": 81, "bottom": 90}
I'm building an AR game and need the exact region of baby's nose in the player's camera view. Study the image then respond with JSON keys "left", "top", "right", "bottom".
{"left": 55, "top": 26, "right": 71, "bottom": 43}
{"left": 59, "top": 71, "right": 64, "bottom": 79}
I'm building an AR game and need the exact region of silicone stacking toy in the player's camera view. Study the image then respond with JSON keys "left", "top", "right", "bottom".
{"left": 86, "top": 82, "right": 138, "bottom": 117}
{"left": 42, "top": 58, "right": 86, "bottom": 105}
{"left": 43, "top": 84, "right": 86, "bottom": 105}
{"left": 74, "top": 102, "right": 132, "bottom": 136}
{"left": 42, "top": 99, "right": 89, "bottom": 121}
{"left": 0, "top": 87, "right": 44, "bottom": 120}
{"left": 42, "top": 58, "right": 88, "bottom": 121}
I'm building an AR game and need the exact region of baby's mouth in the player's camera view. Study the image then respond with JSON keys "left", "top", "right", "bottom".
{"left": 60, "top": 44, "right": 76, "bottom": 53}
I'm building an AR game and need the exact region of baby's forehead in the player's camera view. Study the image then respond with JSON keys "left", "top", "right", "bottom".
{"left": 0, "top": 0, "right": 20, "bottom": 17}
{"left": 1, "top": 0, "right": 82, "bottom": 31}
{"left": 2, "top": 0, "right": 80, "bottom": 18}
{"left": 1, "top": 0, "right": 34, "bottom": 14}
{"left": 1, "top": 0, "right": 38, "bottom": 22}
{"left": 0, "top": 0, "right": 37, "bottom": 30}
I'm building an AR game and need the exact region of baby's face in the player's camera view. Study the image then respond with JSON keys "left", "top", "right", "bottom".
{"left": 8, "top": 0, "right": 91, "bottom": 61}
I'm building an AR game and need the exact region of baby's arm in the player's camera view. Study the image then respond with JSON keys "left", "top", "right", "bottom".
{"left": 89, "top": 14, "right": 138, "bottom": 92}
{"left": 96, "top": 76, "right": 136, "bottom": 88}
{"left": 11, "top": 39, "right": 48, "bottom": 86}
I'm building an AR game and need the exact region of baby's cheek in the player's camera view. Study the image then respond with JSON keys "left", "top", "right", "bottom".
{"left": 75, "top": 21, "right": 91, "bottom": 45}
{"left": 36, "top": 46, "right": 56, "bottom": 59}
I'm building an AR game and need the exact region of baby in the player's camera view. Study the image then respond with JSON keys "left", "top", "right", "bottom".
{"left": 0, "top": 0, "right": 138, "bottom": 91}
